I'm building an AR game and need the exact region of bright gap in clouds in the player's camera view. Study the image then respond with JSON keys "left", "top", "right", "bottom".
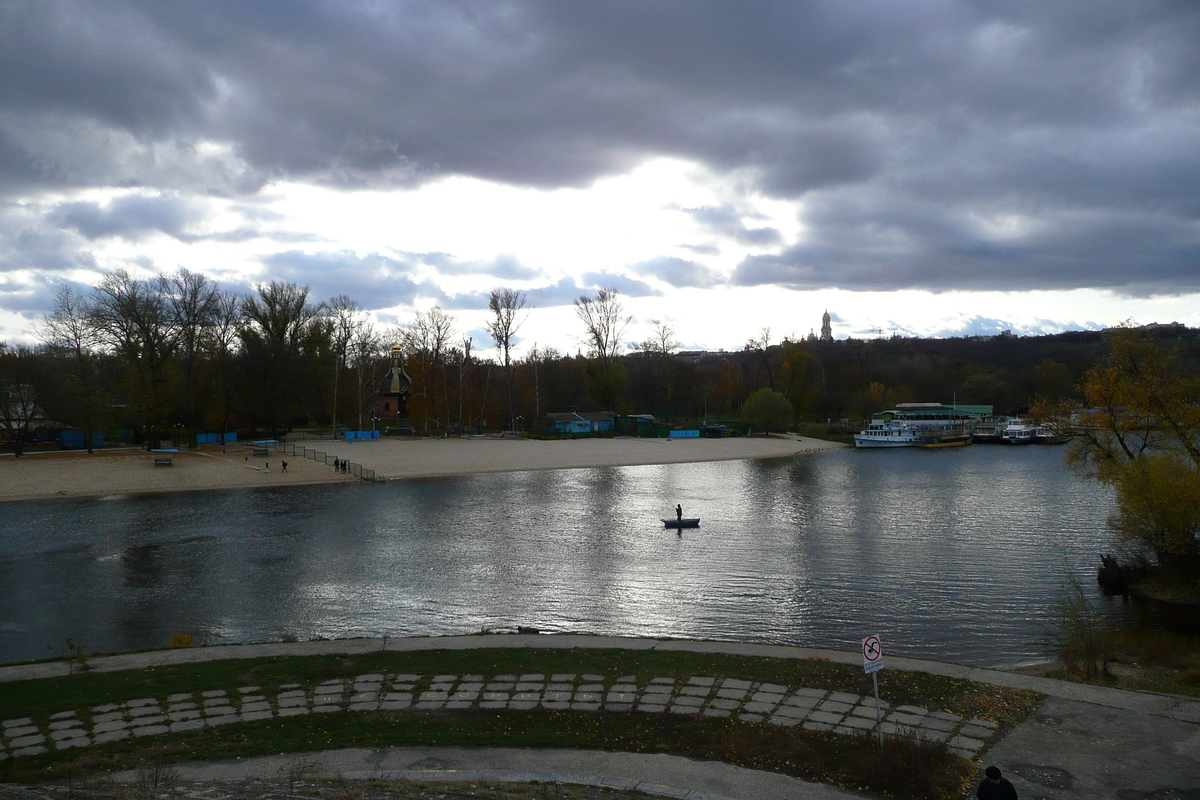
{"left": 271, "top": 156, "right": 802, "bottom": 288}
{"left": 5, "top": 156, "right": 1200, "bottom": 352}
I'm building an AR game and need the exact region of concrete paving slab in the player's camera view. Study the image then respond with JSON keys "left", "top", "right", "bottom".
{"left": 54, "top": 737, "right": 88, "bottom": 750}
{"left": 132, "top": 724, "right": 169, "bottom": 736}
{"left": 982, "top": 696, "right": 1200, "bottom": 799}
{"left": 8, "top": 735, "right": 43, "bottom": 748}
{"left": 92, "top": 720, "right": 127, "bottom": 733}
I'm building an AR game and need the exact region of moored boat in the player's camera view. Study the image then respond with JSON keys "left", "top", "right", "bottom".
{"left": 855, "top": 403, "right": 975, "bottom": 449}
{"left": 1000, "top": 419, "right": 1037, "bottom": 444}
{"left": 971, "top": 415, "right": 1007, "bottom": 443}
{"left": 1035, "top": 422, "right": 1068, "bottom": 444}
{"left": 920, "top": 431, "right": 973, "bottom": 448}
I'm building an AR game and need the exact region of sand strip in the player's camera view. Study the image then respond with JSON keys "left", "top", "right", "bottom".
{"left": 0, "top": 435, "right": 840, "bottom": 502}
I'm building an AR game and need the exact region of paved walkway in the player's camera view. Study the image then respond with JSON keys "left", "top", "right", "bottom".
{"left": 2, "top": 635, "right": 1198, "bottom": 799}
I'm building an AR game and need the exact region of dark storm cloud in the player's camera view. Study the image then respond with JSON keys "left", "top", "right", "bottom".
{"left": 732, "top": 189, "right": 1200, "bottom": 293}
{"left": 0, "top": 273, "right": 73, "bottom": 317}
{"left": 633, "top": 256, "right": 719, "bottom": 289}
{"left": 3, "top": 1, "right": 1200, "bottom": 293}
{"left": 49, "top": 194, "right": 205, "bottom": 240}
{"left": 526, "top": 277, "right": 587, "bottom": 308}
{"left": 447, "top": 273, "right": 655, "bottom": 312}
{"left": 261, "top": 250, "right": 445, "bottom": 309}
{"left": 423, "top": 252, "right": 542, "bottom": 280}
{"left": 676, "top": 205, "right": 782, "bottom": 247}
{"left": 579, "top": 272, "right": 660, "bottom": 298}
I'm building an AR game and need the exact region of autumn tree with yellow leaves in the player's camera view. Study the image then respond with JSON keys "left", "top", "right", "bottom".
{"left": 1035, "top": 325, "right": 1200, "bottom": 573}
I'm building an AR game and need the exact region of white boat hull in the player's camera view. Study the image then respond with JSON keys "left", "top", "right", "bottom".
{"left": 854, "top": 429, "right": 927, "bottom": 448}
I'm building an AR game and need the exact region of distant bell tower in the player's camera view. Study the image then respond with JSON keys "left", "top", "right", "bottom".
{"left": 820, "top": 310, "right": 833, "bottom": 342}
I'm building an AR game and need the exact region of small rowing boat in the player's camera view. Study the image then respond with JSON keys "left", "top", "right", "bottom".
{"left": 663, "top": 518, "right": 700, "bottom": 528}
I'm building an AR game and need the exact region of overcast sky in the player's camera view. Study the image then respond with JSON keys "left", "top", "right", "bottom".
{"left": 2, "top": 1, "right": 1198, "bottom": 355}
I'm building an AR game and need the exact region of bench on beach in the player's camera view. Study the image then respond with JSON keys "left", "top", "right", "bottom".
{"left": 252, "top": 448, "right": 269, "bottom": 457}
{"left": 153, "top": 456, "right": 173, "bottom": 467}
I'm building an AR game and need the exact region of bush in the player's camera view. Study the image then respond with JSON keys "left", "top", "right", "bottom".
{"left": 741, "top": 388, "right": 793, "bottom": 433}
{"left": 1047, "top": 575, "right": 1111, "bottom": 680}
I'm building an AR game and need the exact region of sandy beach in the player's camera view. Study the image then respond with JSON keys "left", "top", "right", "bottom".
{"left": 0, "top": 435, "right": 840, "bottom": 503}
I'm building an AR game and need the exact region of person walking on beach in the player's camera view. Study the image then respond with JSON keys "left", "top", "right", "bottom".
{"left": 977, "top": 766, "right": 1018, "bottom": 800}
{"left": 333, "top": 457, "right": 340, "bottom": 471}
{"left": 281, "top": 460, "right": 288, "bottom": 473}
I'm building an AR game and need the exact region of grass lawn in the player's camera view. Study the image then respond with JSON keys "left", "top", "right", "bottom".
{"left": 0, "top": 648, "right": 1045, "bottom": 800}
{"left": 1030, "top": 626, "right": 1200, "bottom": 697}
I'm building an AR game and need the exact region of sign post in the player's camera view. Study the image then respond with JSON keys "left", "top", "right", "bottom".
{"left": 862, "top": 635, "right": 884, "bottom": 747}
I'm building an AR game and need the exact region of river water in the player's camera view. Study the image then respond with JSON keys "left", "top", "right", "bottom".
{"left": 0, "top": 445, "right": 1132, "bottom": 667}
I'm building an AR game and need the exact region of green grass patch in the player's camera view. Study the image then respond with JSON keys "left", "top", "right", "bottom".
{"left": 0, "top": 648, "right": 1045, "bottom": 800}
{"left": 0, "top": 647, "right": 1038, "bottom": 725}
{"left": 1044, "top": 626, "right": 1200, "bottom": 698}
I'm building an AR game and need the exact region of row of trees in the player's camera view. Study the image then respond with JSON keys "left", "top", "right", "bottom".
{"left": 0, "top": 271, "right": 401, "bottom": 454}
{"left": 3, "top": 269, "right": 1198, "bottom": 457}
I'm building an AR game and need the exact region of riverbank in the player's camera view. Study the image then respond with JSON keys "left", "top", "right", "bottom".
{"left": 0, "top": 445, "right": 358, "bottom": 503}
{"left": 0, "top": 637, "right": 1044, "bottom": 799}
{"left": 316, "top": 433, "right": 840, "bottom": 481}
{"left": 2, "top": 636, "right": 1197, "bottom": 800}
{"left": 0, "top": 435, "right": 840, "bottom": 503}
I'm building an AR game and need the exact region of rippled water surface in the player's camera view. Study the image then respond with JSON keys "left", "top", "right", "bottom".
{"left": 0, "top": 445, "right": 1124, "bottom": 666}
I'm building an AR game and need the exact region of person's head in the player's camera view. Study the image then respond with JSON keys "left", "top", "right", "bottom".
{"left": 985, "top": 766, "right": 1002, "bottom": 782}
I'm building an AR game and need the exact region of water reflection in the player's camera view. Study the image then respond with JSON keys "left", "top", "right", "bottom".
{"left": 0, "top": 446, "right": 1128, "bottom": 667}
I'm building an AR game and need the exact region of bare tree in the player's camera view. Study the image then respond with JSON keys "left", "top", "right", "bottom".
{"left": 90, "top": 270, "right": 182, "bottom": 445}
{"left": 168, "top": 268, "right": 220, "bottom": 442}
{"left": 455, "top": 335, "right": 474, "bottom": 427}
{"left": 240, "top": 281, "right": 323, "bottom": 350}
{"left": 40, "top": 286, "right": 104, "bottom": 453}
{"left": 524, "top": 343, "right": 561, "bottom": 419}
{"left": 641, "top": 317, "right": 679, "bottom": 357}
{"left": 204, "top": 290, "right": 243, "bottom": 443}
{"left": 486, "top": 288, "right": 528, "bottom": 431}
{"left": 349, "top": 324, "right": 387, "bottom": 431}
{"left": 574, "top": 288, "right": 629, "bottom": 369}
{"left": 405, "top": 307, "right": 455, "bottom": 430}
{"left": 325, "top": 295, "right": 365, "bottom": 429}
{"left": 745, "top": 326, "right": 775, "bottom": 391}
{"left": 239, "top": 281, "right": 327, "bottom": 434}
{"left": 641, "top": 318, "right": 680, "bottom": 418}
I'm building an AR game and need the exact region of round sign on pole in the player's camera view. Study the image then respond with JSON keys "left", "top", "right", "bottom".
{"left": 862, "top": 635, "right": 883, "bottom": 673}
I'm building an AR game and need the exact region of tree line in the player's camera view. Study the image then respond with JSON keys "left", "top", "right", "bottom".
{"left": 2, "top": 269, "right": 1199, "bottom": 457}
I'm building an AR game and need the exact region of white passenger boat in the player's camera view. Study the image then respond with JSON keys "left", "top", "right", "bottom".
{"left": 854, "top": 403, "right": 976, "bottom": 449}
{"left": 854, "top": 423, "right": 929, "bottom": 448}
{"left": 1000, "top": 419, "right": 1038, "bottom": 444}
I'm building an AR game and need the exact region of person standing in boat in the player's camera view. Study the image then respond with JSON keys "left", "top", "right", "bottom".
{"left": 676, "top": 504, "right": 683, "bottom": 521}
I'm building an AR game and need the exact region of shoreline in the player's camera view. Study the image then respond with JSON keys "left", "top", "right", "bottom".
{"left": 0, "top": 434, "right": 842, "bottom": 503}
